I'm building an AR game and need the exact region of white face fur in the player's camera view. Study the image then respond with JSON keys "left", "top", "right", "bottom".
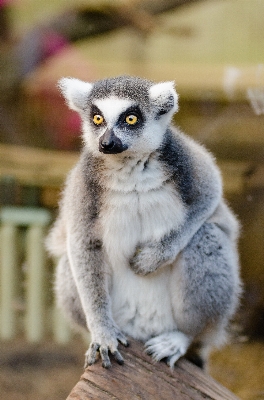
{"left": 59, "top": 77, "right": 179, "bottom": 158}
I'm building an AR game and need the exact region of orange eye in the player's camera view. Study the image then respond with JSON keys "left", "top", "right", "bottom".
{"left": 93, "top": 114, "right": 104, "bottom": 125}
{"left": 125, "top": 115, "right": 138, "bottom": 125}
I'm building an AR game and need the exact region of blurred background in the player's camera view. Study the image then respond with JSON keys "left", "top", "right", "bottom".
{"left": 0, "top": 1, "right": 264, "bottom": 399}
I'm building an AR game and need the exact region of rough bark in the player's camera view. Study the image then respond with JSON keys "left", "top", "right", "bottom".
{"left": 67, "top": 339, "right": 239, "bottom": 400}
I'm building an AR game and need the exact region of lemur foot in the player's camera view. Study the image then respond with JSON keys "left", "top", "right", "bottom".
{"left": 145, "top": 331, "right": 191, "bottom": 369}
{"left": 84, "top": 328, "right": 128, "bottom": 369}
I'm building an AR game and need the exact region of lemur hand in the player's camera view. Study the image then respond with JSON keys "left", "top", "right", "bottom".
{"left": 129, "top": 242, "right": 174, "bottom": 275}
{"left": 84, "top": 323, "right": 128, "bottom": 369}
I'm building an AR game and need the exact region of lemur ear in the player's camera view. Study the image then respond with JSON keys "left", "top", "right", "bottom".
{"left": 58, "top": 78, "right": 93, "bottom": 112}
{"left": 149, "top": 81, "right": 179, "bottom": 115}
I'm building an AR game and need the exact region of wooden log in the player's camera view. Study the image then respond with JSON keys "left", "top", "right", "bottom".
{"left": 67, "top": 339, "right": 239, "bottom": 400}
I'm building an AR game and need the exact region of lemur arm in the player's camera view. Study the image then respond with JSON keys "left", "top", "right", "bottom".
{"left": 130, "top": 132, "right": 222, "bottom": 275}
{"left": 129, "top": 202, "right": 219, "bottom": 276}
{"left": 65, "top": 163, "right": 128, "bottom": 368}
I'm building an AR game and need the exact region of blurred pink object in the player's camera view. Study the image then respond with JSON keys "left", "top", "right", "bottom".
{"left": 0, "top": 0, "right": 13, "bottom": 7}
{"left": 42, "top": 31, "right": 69, "bottom": 59}
{"left": 23, "top": 46, "right": 96, "bottom": 150}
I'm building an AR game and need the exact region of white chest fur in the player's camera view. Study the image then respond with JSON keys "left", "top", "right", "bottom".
{"left": 99, "top": 155, "right": 185, "bottom": 339}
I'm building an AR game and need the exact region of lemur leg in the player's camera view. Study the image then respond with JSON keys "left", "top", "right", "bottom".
{"left": 55, "top": 254, "right": 127, "bottom": 368}
{"left": 55, "top": 254, "right": 86, "bottom": 328}
{"left": 146, "top": 222, "right": 240, "bottom": 368}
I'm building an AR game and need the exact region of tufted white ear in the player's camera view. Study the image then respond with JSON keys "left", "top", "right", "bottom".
{"left": 58, "top": 77, "right": 93, "bottom": 112}
{"left": 149, "top": 81, "right": 179, "bottom": 114}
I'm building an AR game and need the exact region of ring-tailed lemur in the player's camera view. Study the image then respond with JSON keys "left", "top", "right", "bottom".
{"left": 46, "top": 75, "right": 241, "bottom": 369}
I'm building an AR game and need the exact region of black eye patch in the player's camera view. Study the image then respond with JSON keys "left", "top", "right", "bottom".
{"left": 117, "top": 106, "right": 144, "bottom": 128}
{"left": 90, "top": 104, "right": 105, "bottom": 125}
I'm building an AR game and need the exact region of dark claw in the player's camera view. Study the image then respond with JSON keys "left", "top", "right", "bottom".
{"left": 102, "top": 360, "right": 111, "bottom": 369}
{"left": 84, "top": 342, "right": 100, "bottom": 368}
{"left": 113, "top": 350, "right": 124, "bottom": 365}
{"left": 117, "top": 335, "right": 129, "bottom": 347}
{"left": 145, "top": 348, "right": 152, "bottom": 356}
{"left": 100, "top": 347, "right": 111, "bottom": 369}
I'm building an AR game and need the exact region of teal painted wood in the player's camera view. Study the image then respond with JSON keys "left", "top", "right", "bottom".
{"left": 0, "top": 223, "right": 18, "bottom": 339}
{"left": 0, "top": 206, "right": 51, "bottom": 227}
{"left": 25, "top": 225, "right": 46, "bottom": 342}
{"left": 0, "top": 206, "right": 52, "bottom": 341}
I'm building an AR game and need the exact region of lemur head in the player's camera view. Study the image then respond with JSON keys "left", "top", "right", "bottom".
{"left": 59, "top": 76, "right": 178, "bottom": 156}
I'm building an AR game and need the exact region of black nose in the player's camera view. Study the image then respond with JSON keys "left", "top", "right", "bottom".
{"left": 101, "top": 139, "right": 115, "bottom": 150}
{"left": 99, "top": 129, "right": 127, "bottom": 154}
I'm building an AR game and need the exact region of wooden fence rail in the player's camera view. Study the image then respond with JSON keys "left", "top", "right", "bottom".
{"left": 0, "top": 206, "right": 72, "bottom": 343}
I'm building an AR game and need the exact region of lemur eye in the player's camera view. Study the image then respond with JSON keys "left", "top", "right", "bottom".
{"left": 93, "top": 114, "right": 104, "bottom": 125}
{"left": 125, "top": 115, "right": 138, "bottom": 125}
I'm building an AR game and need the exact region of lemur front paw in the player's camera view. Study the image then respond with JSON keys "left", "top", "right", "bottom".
{"left": 84, "top": 326, "right": 128, "bottom": 369}
{"left": 129, "top": 243, "right": 172, "bottom": 275}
